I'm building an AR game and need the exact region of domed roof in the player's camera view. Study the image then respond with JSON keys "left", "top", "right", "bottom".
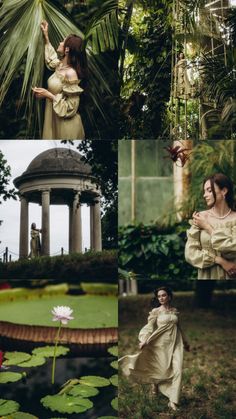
{"left": 24, "top": 147, "right": 91, "bottom": 176}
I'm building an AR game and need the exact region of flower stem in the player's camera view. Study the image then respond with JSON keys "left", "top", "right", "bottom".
{"left": 51, "top": 321, "right": 62, "bottom": 385}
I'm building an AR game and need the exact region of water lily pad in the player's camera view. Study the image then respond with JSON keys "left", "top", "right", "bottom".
{"left": 107, "top": 346, "right": 118, "bottom": 357}
{"left": 0, "top": 399, "right": 20, "bottom": 415}
{"left": 19, "top": 356, "right": 46, "bottom": 368}
{"left": 41, "top": 395, "right": 93, "bottom": 414}
{"left": 3, "top": 352, "right": 31, "bottom": 366}
{"left": 32, "top": 346, "right": 69, "bottom": 358}
{"left": 78, "top": 376, "right": 110, "bottom": 387}
{"left": 111, "top": 397, "right": 118, "bottom": 411}
{"left": 3, "top": 413, "right": 38, "bottom": 418}
{"left": 110, "top": 374, "right": 118, "bottom": 387}
{"left": 0, "top": 372, "right": 23, "bottom": 384}
{"left": 68, "top": 384, "right": 99, "bottom": 397}
{"left": 110, "top": 360, "right": 118, "bottom": 370}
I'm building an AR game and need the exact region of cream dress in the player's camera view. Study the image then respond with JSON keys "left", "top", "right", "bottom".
{"left": 119, "top": 308, "right": 184, "bottom": 404}
{"left": 42, "top": 43, "right": 85, "bottom": 140}
{"left": 185, "top": 219, "right": 236, "bottom": 279}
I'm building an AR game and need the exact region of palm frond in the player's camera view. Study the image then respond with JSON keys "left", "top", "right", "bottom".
{"left": 0, "top": 0, "right": 115, "bottom": 137}
{"left": 85, "top": 0, "right": 118, "bottom": 54}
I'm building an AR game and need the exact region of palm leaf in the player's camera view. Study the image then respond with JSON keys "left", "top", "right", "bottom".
{"left": 0, "top": 0, "right": 114, "bottom": 137}
{"left": 85, "top": 0, "right": 118, "bottom": 54}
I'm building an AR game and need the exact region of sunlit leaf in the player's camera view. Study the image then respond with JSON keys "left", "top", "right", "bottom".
{"left": 68, "top": 384, "right": 99, "bottom": 398}
{"left": 0, "top": 372, "right": 23, "bottom": 384}
{"left": 32, "top": 346, "right": 69, "bottom": 358}
{"left": 78, "top": 375, "right": 110, "bottom": 387}
{"left": 0, "top": 399, "right": 20, "bottom": 416}
{"left": 3, "top": 352, "right": 31, "bottom": 366}
{"left": 41, "top": 394, "right": 93, "bottom": 414}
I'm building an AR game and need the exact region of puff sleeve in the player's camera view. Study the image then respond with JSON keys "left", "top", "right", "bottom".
{"left": 185, "top": 224, "right": 216, "bottom": 269}
{"left": 45, "top": 43, "right": 60, "bottom": 70}
{"left": 53, "top": 82, "right": 83, "bottom": 119}
{"left": 138, "top": 309, "right": 158, "bottom": 344}
{"left": 211, "top": 224, "right": 236, "bottom": 254}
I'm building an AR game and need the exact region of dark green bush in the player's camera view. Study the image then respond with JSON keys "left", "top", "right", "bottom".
{"left": 119, "top": 224, "right": 196, "bottom": 283}
{"left": 0, "top": 250, "right": 117, "bottom": 282}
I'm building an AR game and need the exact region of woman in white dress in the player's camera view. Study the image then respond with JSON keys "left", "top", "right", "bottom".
{"left": 119, "top": 287, "right": 190, "bottom": 411}
{"left": 185, "top": 173, "right": 236, "bottom": 279}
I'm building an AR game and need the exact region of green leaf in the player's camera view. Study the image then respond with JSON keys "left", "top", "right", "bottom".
{"left": 32, "top": 346, "right": 69, "bottom": 358}
{"left": 18, "top": 356, "right": 46, "bottom": 368}
{"left": 3, "top": 413, "right": 38, "bottom": 419}
{"left": 107, "top": 346, "right": 118, "bottom": 356}
{"left": 0, "top": 399, "right": 20, "bottom": 415}
{"left": 78, "top": 376, "right": 110, "bottom": 387}
{"left": 68, "top": 384, "right": 99, "bottom": 398}
{"left": 110, "top": 360, "right": 118, "bottom": 370}
{"left": 111, "top": 397, "right": 118, "bottom": 411}
{"left": 110, "top": 374, "right": 118, "bottom": 387}
{"left": 3, "top": 352, "right": 31, "bottom": 366}
{"left": 0, "top": 372, "right": 23, "bottom": 384}
{"left": 41, "top": 395, "right": 93, "bottom": 414}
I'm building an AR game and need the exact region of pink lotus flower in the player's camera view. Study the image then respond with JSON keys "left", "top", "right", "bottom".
{"left": 52, "top": 306, "right": 74, "bottom": 325}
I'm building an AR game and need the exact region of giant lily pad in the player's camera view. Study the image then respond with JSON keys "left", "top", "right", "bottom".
{"left": 111, "top": 397, "right": 118, "bottom": 411}
{"left": 0, "top": 372, "right": 23, "bottom": 384}
{"left": 110, "top": 374, "right": 118, "bottom": 387}
{"left": 68, "top": 384, "right": 99, "bottom": 397}
{"left": 110, "top": 360, "right": 118, "bottom": 370}
{"left": 19, "top": 356, "right": 46, "bottom": 368}
{"left": 78, "top": 376, "right": 110, "bottom": 387}
{"left": 32, "top": 346, "right": 69, "bottom": 358}
{"left": 107, "top": 346, "right": 118, "bottom": 357}
{"left": 3, "top": 352, "right": 31, "bottom": 366}
{"left": 41, "top": 395, "right": 93, "bottom": 414}
{"left": 3, "top": 413, "right": 38, "bottom": 419}
{"left": 0, "top": 399, "right": 20, "bottom": 415}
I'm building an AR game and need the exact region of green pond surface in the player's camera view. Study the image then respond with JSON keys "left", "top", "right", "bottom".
{"left": 0, "top": 295, "right": 118, "bottom": 328}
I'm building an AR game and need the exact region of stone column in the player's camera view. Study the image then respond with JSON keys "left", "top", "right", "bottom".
{"left": 90, "top": 204, "right": 94, "bottom": 250}
{"left": 68, "top": 204, "right": 73, "bottom": 254}
{"left": 19, "top": 195, "right": 29, "bottom": 258}
{"left": 41, "top": 189, "right": 50, "bottom": 256}
{"left": 93, "top": 196, "right": 102, "bottom": 251}
{"left": 71, "top": 192, "right": 82, "bottom": 253}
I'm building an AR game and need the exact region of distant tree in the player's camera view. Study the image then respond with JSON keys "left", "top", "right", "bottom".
{"left": 0, "top": 150, "right": 17, "bottom": 204}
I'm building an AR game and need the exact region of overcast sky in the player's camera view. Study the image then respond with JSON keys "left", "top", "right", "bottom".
{"left": 0, "top": 140, "right": 90, "bottom": 261}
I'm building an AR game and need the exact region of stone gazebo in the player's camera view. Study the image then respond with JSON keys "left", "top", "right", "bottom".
{"left": 14, "top": 148, "right": 102, "bottom": 258}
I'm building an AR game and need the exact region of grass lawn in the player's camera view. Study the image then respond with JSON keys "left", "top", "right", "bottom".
{"left": 119, "top": 292, "right": 236, "bottom": 419}
{"left": 0, "top": 295, "right": 118, "bottom": 328}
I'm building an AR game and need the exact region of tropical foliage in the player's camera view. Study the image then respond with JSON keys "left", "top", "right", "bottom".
{"left": 0, "top": 0, "right": 119, "bottom": 138}
{"left": 0, "top": 150, "right": 17, "bottom": 204}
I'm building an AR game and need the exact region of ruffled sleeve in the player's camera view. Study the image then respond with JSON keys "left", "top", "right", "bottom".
{"left": 138, "top": 309, "right": 158, "bottom": 344}
{"left": 45, "top": 43, "right": 60, "bottom": 70}
{"left": 53, "top": 81, "right": 83, "bottom": 119}
{"left": 185, "top": 222, "right": 216, "bottom": 269}
{"left": 211, "top": 223, "right": 236, "bottom": 254}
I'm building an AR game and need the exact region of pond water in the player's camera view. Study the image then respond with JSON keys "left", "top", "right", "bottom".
{"left": 1, "top": 357, "right": 117, "bottom": 418}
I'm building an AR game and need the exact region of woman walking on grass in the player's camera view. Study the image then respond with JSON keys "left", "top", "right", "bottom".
{"left": 119, "top": 287, "right": 190, "bottom": 411}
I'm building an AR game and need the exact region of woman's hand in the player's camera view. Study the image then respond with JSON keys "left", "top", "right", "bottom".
{"left": 192, "top": 211, "right": 213, "bottom": 235}
{"left": 215, "top": 256, "right": 236, "bottom": 278}
{"left": 41, "top": 21, "right": 49, "bottom": 43}
{"left": 32, "top": 87, "right": 55, "bottom": 101}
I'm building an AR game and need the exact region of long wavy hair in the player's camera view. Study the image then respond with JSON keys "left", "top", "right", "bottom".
{"left": 150, "top": 286, "right": 173, "bottom": 309}
{"left": 203, "top": 173, "right": 235, "bottom": 210}
{"left": 64, "top": 34, "right": 88, "bottom": 85}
